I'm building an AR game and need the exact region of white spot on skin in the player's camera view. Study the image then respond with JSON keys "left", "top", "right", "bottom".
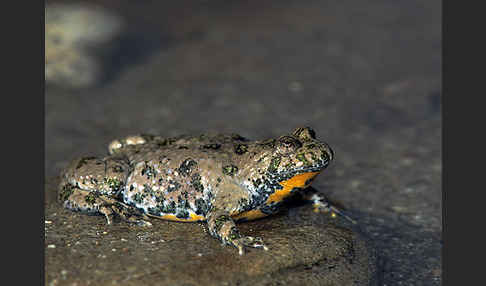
{"left": 109, "top": 140, "right": 122, "bottom": 153}
{"left": 304, "top": 153, "right": 314, "bottom": 162}
{"left": 126, "top": 136, "right": 145, "bottom": 145}
{"left": 310, "top": 194, "right": 324, "bottom": 208}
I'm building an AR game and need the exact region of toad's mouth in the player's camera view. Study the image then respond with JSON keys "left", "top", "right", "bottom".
{"left": 267, "top": 158, "right": 330, "bottom": 179}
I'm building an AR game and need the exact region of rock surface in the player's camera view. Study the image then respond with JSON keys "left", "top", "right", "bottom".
{"left": 45, "top": 0, "right": 441, "bottom": 285}
{"left": 45, "top": 179, "right": 378, "bottom": 286}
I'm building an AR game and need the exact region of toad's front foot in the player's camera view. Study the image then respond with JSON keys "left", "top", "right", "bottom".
{"left": 207, "top": 211, "right": 269, "bottom": 255}
{"left": 232, "top": 236, "right": 268, "bottom": 255}
{"left": 309, "top": 193, "right": 357, "bottom": 224}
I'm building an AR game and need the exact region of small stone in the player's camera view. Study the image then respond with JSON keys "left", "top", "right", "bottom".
{"left": 350, "top": 180, "right": 361, "bottom": 188}
{"left": 288, "top": 81, "right": 303, "bottom": 92}
{"left": 391, "top": 206, "right": 408, "bottom": 213}
{"left": 45, "top": 3, "right": 122, "bottom": 88}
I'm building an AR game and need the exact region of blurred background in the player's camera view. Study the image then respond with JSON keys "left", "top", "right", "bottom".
{"left": 45, "top": 0, "right": 441, "bottom": 284}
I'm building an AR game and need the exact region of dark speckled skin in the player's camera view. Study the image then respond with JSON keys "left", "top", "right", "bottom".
{"left": 58, "top": 127, "right": 334, "bottom": 254}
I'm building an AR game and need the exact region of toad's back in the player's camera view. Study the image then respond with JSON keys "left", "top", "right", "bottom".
{"left": 113, "top": 133, "right": 252, "bottom": 221}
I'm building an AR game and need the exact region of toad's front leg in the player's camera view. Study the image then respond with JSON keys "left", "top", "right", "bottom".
{"left": 207, "top": 210, "right": 268, "bottom": 255}
{"left": 302, "top": 187, "right": 357, "bottom": 224}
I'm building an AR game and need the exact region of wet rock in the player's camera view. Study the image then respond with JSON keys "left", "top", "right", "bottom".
{"left": 45, "top": 180, "right": 378, "bottom": 285}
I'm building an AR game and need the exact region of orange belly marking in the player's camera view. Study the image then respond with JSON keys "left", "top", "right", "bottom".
{"left": 266, "top": 171, "right": 320, "bottom": 203}
{"left": 159, "top": 213, "right": 206, "bottom": 222}
{"left": 232, "top": 209, "right": 268, "bottom": 221}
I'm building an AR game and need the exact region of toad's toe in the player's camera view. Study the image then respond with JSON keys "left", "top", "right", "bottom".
{"left": 233, "top": 236, "right": 268, "bottom": 255}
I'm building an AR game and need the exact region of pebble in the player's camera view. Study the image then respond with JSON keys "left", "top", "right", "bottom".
{"left": 45, "top": 3, "right": 122, "bottom": 88}
{"left": 391, "top": 206, "right": 408, "bottom": 213}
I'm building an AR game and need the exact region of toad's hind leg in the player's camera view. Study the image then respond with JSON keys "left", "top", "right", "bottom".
{"left": 207, "top": 210, "right": 268, "bottom": 255}
{"left": 58, "top": 185, "right": 152, "bottom": 226}
{"left": 108, "top": 134, "right": 166, "bottom": 155}
{"left": 59, "top": 156, "right": 151, "bottom": 226}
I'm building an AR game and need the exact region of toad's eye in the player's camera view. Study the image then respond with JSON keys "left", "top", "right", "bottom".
{"left": 277, "top": 136, "right": 302, "bottom": 154}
